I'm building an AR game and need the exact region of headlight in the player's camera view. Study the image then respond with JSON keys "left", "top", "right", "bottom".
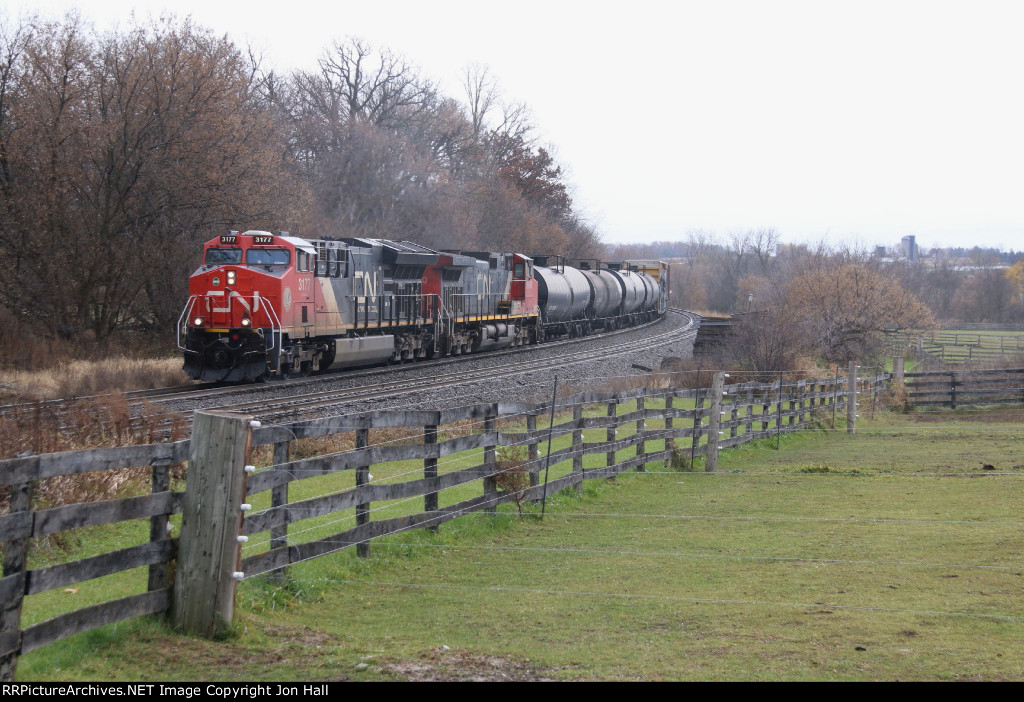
{"left": 241, "top": 317, "right": 251, "bottom": 327}
{"left": 193, "top": 316, "right": 204, "bottom": 326}
{"left": 227, "top": 270, "right": 236, "bottom": 285}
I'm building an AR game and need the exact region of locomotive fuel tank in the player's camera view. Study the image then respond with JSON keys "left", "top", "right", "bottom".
{"left": 472, "top": 323, "right": 517, "bottom": 352}
{"left": 321, "top": 335, "right": 397, "bottom": 370}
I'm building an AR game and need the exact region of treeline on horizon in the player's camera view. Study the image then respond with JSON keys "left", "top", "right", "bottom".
{"left": 609, "top": 231, "right": 1024, "bottom": 328}
{"left": 607, "top": 239, "right": 1023, "bottom": 264}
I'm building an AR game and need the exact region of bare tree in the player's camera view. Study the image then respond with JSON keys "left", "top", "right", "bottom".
{"left": 747, "top": 227, "right": 780, "bottom": 279}
{"left": 462, "top": 62, "right": 498, "bottom": 139}
{"left": 313, "top": 37, "right": 436, "bottom": 129}
{"left": 0, "top": 14, "right": 303, "bottom": 349}
{"left": 785, "top": 263, "right": 934, "bottom": 363}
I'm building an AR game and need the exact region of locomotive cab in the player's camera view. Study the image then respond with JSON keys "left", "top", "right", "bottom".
{"left": 180, "top": 230, "right": 308, "bottom": 381}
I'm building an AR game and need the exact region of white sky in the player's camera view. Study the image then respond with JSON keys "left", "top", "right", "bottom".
{"left": 17, "top": 0, "right": 1024, "bottom": 251}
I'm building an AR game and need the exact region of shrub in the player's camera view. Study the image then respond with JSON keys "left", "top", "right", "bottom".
{"left": 882, "top": 380, "right": 913, "bottom": 412}
{"left": 666, "top": 438, "right": 696, "bottom": 472}
{"left": 494, "top": 445, "right": 532, "bottom": 517}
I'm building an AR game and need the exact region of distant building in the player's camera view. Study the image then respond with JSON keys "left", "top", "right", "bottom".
{"left": 901, "top": 235, "right": 917, "bottom": 261}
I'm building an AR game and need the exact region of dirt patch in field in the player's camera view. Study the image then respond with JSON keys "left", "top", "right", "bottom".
{"left": 382, "top": 647, "right": 560, "bottom": 681}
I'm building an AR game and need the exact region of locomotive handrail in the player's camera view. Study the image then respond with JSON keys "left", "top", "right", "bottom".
{"left": 176, "top": 295, "right": 202, "bottom": 350}
{"left": 254, "top": 294, "right": 282, "bottom": 364}
{"left": 177, "top": 292, "right": 282, "bottom": 368}
{"left": 430, "top": 293, "right": 453, "bottom": 340}
{"left": 446, "top": 292, "right": 514, "bottom": 323}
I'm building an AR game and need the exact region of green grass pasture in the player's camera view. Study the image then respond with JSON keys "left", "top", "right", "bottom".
{"left": 15, "top": 408, "right": 1024, "bottom": 681}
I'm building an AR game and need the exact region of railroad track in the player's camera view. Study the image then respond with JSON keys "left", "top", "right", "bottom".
{"left": 1, "top": 310, "right": 698, "bottom": 434}
{"left": 207, "top": 309, "right": 698, "bottom": 423}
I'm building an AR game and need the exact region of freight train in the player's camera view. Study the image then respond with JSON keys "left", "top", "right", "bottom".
{"left": 178, "top": 231, "right": 668, "bottom": 382}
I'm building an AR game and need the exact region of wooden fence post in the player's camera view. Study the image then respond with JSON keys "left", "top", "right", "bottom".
{"left": 705, "top": 372, "right": 725, "bottom": 472}
{"left": 664, "top": 394, "right": 675, "bottom": 468}
{"left": 745, "top": 385, "right": 754, "bottom": 437}
{"left": 0, "top": 471, "right": 34, "bottom": 682}
{"left": 148, "top": 459, "right": 172, "bottom": 592}
{"left": 762, "top": 391, "right": 771, "bottom": 435}
{"left": 847, "top": 362, "right": 858, "bottom": 434}
{"left": 424, "top": 414, "right": 440, "bottom": 533}
{"left": 174, "top": 410, "right": 252, "bottom": 638}
{"left": 606, "top": 401, "right": 618, "bottom": 476}
{"left": 690, "top": 387, "right": 704, "bottom": 466}
{"left": 636, "top": 390, "right": 646, "bottom": 472}
{"left": 269, "top": 440, "right": 290, "bottom": 580}
{"left": 893, "top": 356, "right": 905, "bottom": 385}
{"left": 573, "top": 401, "right": 584, "bottom": 492}
{"left": 355, "top": 426, "right": 370, "bottom": 557}
{"left": 528, "top": 414, "right": 541, "bottom": 501}
{"left": 483, "top": 405, "right": 497, "bottom": 513}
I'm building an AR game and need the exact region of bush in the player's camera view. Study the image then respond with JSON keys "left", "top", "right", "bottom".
{"left": 666, "top": 438, "right": 697, "bottom": 472}
{"left": 882, "top": 380, "right": 913, "bottom": 412}
{"left": 494, "top": 445, "right": 532, "bottom": 517}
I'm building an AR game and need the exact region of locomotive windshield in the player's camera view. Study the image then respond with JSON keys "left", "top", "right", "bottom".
{"left": 246, "top": 248, "right": 290, "bottom": 266}
{"left": 205, "top": 248, "right": 242, "bottom": 265}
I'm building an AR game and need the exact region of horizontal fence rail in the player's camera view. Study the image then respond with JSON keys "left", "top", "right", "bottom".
{"left": 0, "top": 367, "right": 899, "bottom": 679}
{"left": 0, "top": 440, "right": 189, "bottom": 680}
{"left": 236, "top": 373, "right": 878, "bottom": 580}
{"left": 885, "top": 330, "right": 1024, "bottom": 367}
{"left": 904, "top": 368, "right": 1024, "bottom": 409}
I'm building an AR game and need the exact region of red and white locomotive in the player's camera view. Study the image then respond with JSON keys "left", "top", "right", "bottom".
{"left": 179, "top": 230, "right": 667, "bottom": 382}
{"left": 179, "top": 231, "right": 540, "bottom": 381}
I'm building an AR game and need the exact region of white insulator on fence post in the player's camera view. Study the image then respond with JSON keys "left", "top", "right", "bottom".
{"left": 232, "top": 572, "right": 245, "bottom": 580}
{"left": 236, "top": 535, "right": 249, "bottom": 543}
{"left": 244, "top": 465, "right": 256, "bottom": 473}
{"left": 249, "top": 420, "right": 262, "bottom": 429}
{"left": 240, "top": 504, "right": 252, "bottom": 511}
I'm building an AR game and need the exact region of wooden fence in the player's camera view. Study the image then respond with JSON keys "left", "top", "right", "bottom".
{"left": 885, "top": 330, "right": 1024, "bottom": 366}
{"left": 1, "top": 369, "right": 884, "bottom": 679}
{"left": 903, "top": 368, "right": 1024, "bottom": 408}
{"left": 0, "top": 441, "right": 189, "bottom": 681}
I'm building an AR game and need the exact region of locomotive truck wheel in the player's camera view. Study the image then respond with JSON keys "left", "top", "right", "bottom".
{"left": 300, "top": 361, "right": 312, "bottom": 377}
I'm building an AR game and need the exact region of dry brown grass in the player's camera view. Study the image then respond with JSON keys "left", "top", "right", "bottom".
{"left": 685, "top": 308, "right": 731, "bottom": 318}
{"left": 0, "top": 393, "right": 189, "bottom": 516}
{"left": 0, "top": 394, "right": 189, "bottom": 458}
{"left": 0, "top": 357, "right": 191, "bottom": 403}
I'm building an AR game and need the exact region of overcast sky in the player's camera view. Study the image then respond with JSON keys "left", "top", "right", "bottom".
{"left": 19, "top": 0, "right": 1024, "bottom": 251}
